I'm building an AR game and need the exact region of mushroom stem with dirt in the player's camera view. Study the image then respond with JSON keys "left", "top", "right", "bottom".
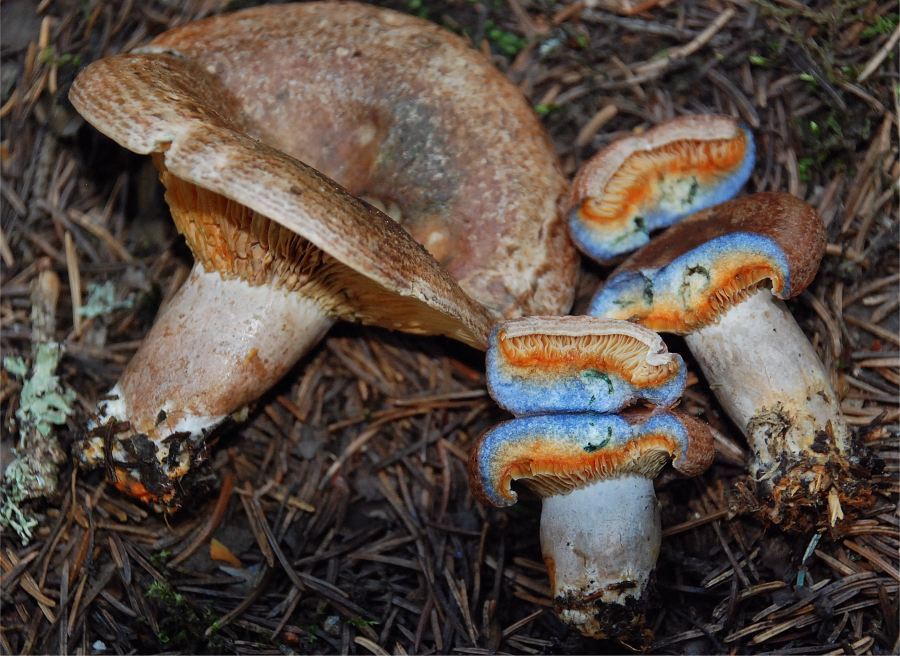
{"left": 589, "top": 193, "right": 869, "bottom": 528}
{"left": 471, "top": 411, "right": 713, "bottom": 641}
{"left": 70, "top": 2, "right": 577, "bottom": 510}
{"left": 470, "top": 316, "right": 713, "bottom": 641}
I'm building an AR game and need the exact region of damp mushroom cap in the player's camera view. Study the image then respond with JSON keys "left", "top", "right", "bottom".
{"left": 568, "top": 115, "right": 755, "bottom": 262}
{"left": 135, "top": 1, "right": 578, "bottom": 319}
{"left": 469, "top": 410, "right": 714, "bottom": 508}
{"left": 485, "top": 315, "right": 686, "bottom": 416}
{"left": 69, "top": 53, "right": 492, "bottom": 349}
{"left": 589, "top": 192, "right": 826, "bottom": 333}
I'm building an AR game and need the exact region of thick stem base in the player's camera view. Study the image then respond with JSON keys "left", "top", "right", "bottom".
{"left": 686, "top": 289, "right": 868, "bottom": 527}
{"left": 540, "top": 475, "right": 659, "bottom": 640}
{"left": 80, "top": 264, "right": 333, "bottom": 509}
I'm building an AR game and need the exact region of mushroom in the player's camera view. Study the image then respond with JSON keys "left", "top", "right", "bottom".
{"left": 486, "top": 315, "right": 686, "bottom": 415}
{"left": 70, "top": 2, "right": 578, "bottom": 509}
{"left": 589, "top": 192, "right": 865, "bottom": 527}
{"left": 568, "top": 115, "right": 754, "bottom": 261}
{"left": 470, "top": 410, "right": 713, "bottom": 640}
{"left": 469, "top": 316, "right": 713, "bottom": 640}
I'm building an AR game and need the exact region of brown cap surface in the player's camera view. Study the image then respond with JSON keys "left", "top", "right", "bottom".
{"left": 138, "top": 1, "right": 577, "bottom": 319}
{"left": 70, "top": 52, "right": 493, "bottom": 349}
{"left": 590, "top": 193, "right": 826, "bottom": 333}
{"left": 619, "top": 193, "right": 824, "bottom": 293}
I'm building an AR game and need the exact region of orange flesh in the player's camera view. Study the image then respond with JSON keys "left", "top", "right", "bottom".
{"left": 494, "top": 433, "right": 679, "bottom": 500}
{"left": 112, "top": 467, "right": 175, "bottom": 507}
{"left": 580, "top": 134, "right": 749, "bottom": 230}
{"left": 496, "top": 331, "right": 679, "bottom": 387}
{"left": 609, "top": 258, "right": 784, "bottom": 334}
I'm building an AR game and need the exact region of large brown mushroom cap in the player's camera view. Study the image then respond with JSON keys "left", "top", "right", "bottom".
{"left": 139, "top": 1, "right": 577, "bottom": 319}
{"left": 69, "top": 52, "right": 493, "bottom": 349}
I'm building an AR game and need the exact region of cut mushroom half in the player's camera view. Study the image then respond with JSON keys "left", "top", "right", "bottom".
{"left": 590, "top": 192, "right": 870, "bottom": 528}
{"left": 469, "top": 410, "right": 713, "bottom": 640}
{"left": 486, "top": 316, "right": 686, "bottom": 416}
{"left": 569, "top": 115, "right": 754, "bottom": 262}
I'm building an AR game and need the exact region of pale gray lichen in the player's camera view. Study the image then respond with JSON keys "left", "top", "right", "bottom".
{"left": 1, "top": 342, "right": 74, "bottom": 544}
{"left": 78, "top": 280, "right": 134, "bottom": 319}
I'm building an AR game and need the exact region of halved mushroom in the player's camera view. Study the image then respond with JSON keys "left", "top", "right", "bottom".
{"left": 470, "top": 316, "right": 711, "bottom": 640}
{"left": 568, "top": 115, "right": 754, "bottom": 261}
{"left": 486, "top": 315, "right": 686, "bottom": 415}
{"left": 71, "top": 2, "right": 577, "bottom": 510}
{"left": 470, "top": 409, "right": 713, "bottom": 640}
{"left": 590, "top": 192, "right": 870, "bottom": 528}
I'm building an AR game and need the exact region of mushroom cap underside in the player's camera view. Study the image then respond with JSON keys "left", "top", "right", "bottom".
{"left": 486, "top": 315, "right": 686, "bottom": 415}
{"left": 69, "top": 53, "right": 492, "bottom": 349}
{"left": 140, "top": 1, "right": 577, "bottom": 319}
{"left": 568, "top": 116, "right": 754, "bottom": 261}
{"left": 589, "top": 193, "right": 825, "bottom": 334}
{"left": 469, "top": 411, "right": 713, "bottom": 507}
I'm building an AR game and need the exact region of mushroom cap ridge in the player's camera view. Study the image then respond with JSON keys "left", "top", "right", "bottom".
{"left": 469, "top": 410, "right": 713, "bottom": 507}
{"left": 590, "top": 192, "right": 825, "bottom": 334}
{"left": 485, "top": 315, "right": 686, "bottom": 415}
{"left": 141, "top": 1, "right": 577, "bottom": 319}
{"left": 69, "top": 53, "right": 492, "bottom": 349}
{"left": 568, "top": 115, "right": 755, "bottom": 262}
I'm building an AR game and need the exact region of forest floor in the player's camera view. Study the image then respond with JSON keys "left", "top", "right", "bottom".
{"left": 1, "top": 0, "right": 898, "bottom": 654}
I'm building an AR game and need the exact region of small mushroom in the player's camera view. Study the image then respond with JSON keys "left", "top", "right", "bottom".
{"left": 568, "top": 115, "right": 754, "bottom": 261}
{"left": 470, "top": 409, "right": 713, "bottom": 640}
{"left": 486, "top": 315, "right": 686, "bottom": 415}
{"left": 470, "top": 316, "right": 712, "bottom": 640}
{"left": 70, "top": 3, "right": 577, "bottom": 509}
{"left": 590, "top": 192, "right": 866, "bottom": 527}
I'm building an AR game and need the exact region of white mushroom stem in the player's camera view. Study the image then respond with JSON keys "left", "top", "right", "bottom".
{"left": 82, "top": 263, "right": 333, "bottom": 467}
{"left": 540, "top": 475, "right": 660, "bottom": 637}
{"left": 685, "top": 288, "right": 850, "bottom": 487}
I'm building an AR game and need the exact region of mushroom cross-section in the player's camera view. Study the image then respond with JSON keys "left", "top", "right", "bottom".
{"left": 469, "top": 410, "right": 713, "bottom": 639}
{"left": 590, "top": 192, "right": 867, "bottom": 528}
{"left": 568, "top": 115, "right": 754, "bottom": 262}
{"left": 486, "top": 315, "right": 686, "bottom": 415}
{"left": 70, "top": 2, "right": 578, "bottom": 510}
{"left": 470, "top": 316, "right": 712, "bottom": 640}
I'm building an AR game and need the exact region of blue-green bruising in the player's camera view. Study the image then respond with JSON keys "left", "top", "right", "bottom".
{"left": 474, "top": 412, "right": 691, "bottom": 507}
{"left": 590, "top": 232, "right": 792, "bottom": 323}
{"left": 485, "top": 324, "right": 686, "bottom": 416}
{"left": 569, "top": 126, "right": 755, "bottom": 263}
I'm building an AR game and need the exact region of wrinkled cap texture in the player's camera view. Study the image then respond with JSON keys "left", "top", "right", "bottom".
{"left": 134, "top": 0, "right": 577, "bottom": 320}
{"left": 590, "top": 192, "right": 825, "bottom": 333}
{"left": 569, "top": 115, "right": 754, "bottom": 262}
{"left": 469, "top": 410, "right": 713, "bottom": 507}
{"left": 486, "top": 315, "right": 686, "bottom": 415}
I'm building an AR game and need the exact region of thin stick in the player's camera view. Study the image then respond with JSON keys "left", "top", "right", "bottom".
{"left": 857, "top": 23, "right": 900, "bottom": 82}
{"left": 64, "top": 232, "right": 82, "bottom": 335}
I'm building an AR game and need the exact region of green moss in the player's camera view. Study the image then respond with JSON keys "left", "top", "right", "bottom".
{"left": 37, "top": 46, "right": 81, "bottom": 67}
{"left": 348, "top": 616, "right": 380, "bottom": 629}
{"left": 485, "top": 20, "right": 526, "bottom": 56}
{"left": 861, "top": 14, "right": 898, "bottom": 39}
